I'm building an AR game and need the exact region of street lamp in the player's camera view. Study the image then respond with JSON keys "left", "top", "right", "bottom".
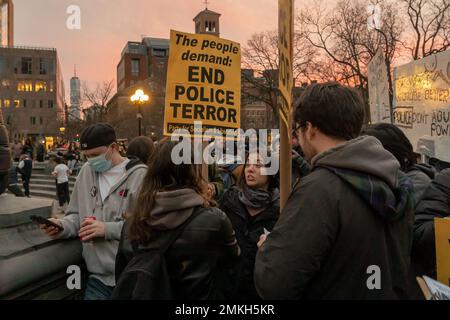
{"left": 130, "top": 89, "right": 150, "bottom": 136}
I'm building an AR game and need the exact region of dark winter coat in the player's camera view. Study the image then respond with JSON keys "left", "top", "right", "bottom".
{"left": 116, "top": 188, "right": 240, "bottom": 300}
{"left": 405, "top": 164, "right": 435, "bottom": 204}
{"left": 219, "top": 187, "right": 279, "bottom": 299}
{"left": 254, "top": 136, "right": 416, "bottom": 300}
{"left": 413, "top": 169, "right": 450, "bottom": 278}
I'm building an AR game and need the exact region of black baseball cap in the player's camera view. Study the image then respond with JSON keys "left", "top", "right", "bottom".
{"left": 80, "top": 123, "right": 116, "bottom": 150}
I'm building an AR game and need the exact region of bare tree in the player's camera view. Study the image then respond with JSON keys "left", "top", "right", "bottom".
{"left": 241, "top": 30, "right": 317, "bottom": 125}
{"left": 297, "top": 0, "right": 404, "bottom": 121}
{"left": 82, "top": 80, "right": 115, "bottom": 123}
{"left": 401, "top": 0, "right": 450, "bottom": 60}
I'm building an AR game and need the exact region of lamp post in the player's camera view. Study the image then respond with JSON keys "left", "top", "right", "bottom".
{"left": 59, "top": 126, "right": 65, "bottom": 142}
{"left": 130, "top": 89, "right": 149, "bottom": 136}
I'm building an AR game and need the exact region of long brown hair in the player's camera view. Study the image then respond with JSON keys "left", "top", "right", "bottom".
{"left": 128, "top": 138, "right": 209, "bottom": 244}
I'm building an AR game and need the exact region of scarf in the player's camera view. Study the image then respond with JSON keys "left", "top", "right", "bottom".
{"left": 238, "top": 186, "right": 280, "bottom": 209}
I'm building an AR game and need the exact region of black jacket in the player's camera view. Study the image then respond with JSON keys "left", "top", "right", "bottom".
{"left": 116, "top": 189, "right": 240, "bottom": 300}
{"left": 413, "top": 169, "right": 450, "bottom": 278}
{"left": 0, "top": 119, "right": 10, "bottom": 194}
{"left": 255, "top": 136, "right": 416, "bottom": 300}
{"left": 19, "top": 159, "right": 32, "bottom": 179}
{"left": 219, "top": 187, "right": 279, "bottom": 299}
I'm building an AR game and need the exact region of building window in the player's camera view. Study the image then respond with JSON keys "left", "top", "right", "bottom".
{"left": 14, "top": 100, "right": 20, "bottom": 108}
{"left": 39, "top": 58, "right": 48, "bottom": 75}
{"left": 39, "top": 100, "right": 43, "bottom": 108}
{"left": 21, "top": 57, "right": 33, "bottom": 74}
{"left": 23, "top": 99, "right": 27, "bottom": 108}
{"left": 49, "top": 81, "right": 54, "bottom": 92}
{"left": 35, "top": 81, "right": 47, "bottom": 92}
{"left": 3, "top": 99, "right": 10, "bottom": 108}
{"left": 1, "top": 80, "right": 10, "bottom": 89}
{"left": 13, "top": 58, "right": 20, "bottom": 74}
{"left": 131, "top": 59, "right": 140, "bottom": 76}
{"left": 39, "top": 117, "right": 43, "bottom": 125}
{"left": 48, "top": 100, "right": 53, "bottom": 108}
{"left": 0, "top": 57, "right": 4, "bottom": 74}
{"left": 30, "top": 117, "right": 36, "bottom": 125}
{"left": 17, "top": 81, "right": 33, "bottom": 92}
{"left": 153, "top": 48, "right": 167, "bottom": 57}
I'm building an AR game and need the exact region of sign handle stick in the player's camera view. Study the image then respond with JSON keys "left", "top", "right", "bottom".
{"left": 280, "top": 113, "right": 292, "bottom": 210}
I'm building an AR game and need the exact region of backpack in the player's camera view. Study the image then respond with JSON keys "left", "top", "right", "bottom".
{"left": 111, "top": 209, "right": 201, "bottom": 300}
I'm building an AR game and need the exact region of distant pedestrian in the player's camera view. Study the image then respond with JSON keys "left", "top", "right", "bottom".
{"left": 52, "top": 157, "right": 71, "bottom": 212}
{"left": 126, "top": 136, "right": 155, "bottom": 165}
{"left": 65, "top": 143, "right": 78, "bottom": 173}
{"left": 12, "top": 140, "right": 22, "bottom": 162}
{"left": 7, "top": 159, "right": 25, "bottom": 197}
{"left": 22, "top": 139, "right": 34, "bottom": 160}
{"left": 18, "top": 153, "right": 33, "bottom": 197}
{"left": 37, "top": 142, "right": 45, "bottom": 162}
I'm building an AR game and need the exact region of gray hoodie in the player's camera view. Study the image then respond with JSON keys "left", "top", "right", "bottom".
{"left": 59, "top": 159, "right": 147, "bottom": 286}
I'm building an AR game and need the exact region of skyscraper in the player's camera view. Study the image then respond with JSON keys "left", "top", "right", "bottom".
{"left": 0, "top": 0, "right": 13, "bottom": 47}
{"left": 69, "top": 65, "right": 81, "bottom": 120}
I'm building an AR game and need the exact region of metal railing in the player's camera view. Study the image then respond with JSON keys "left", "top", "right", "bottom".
{"left": 0, "top": 45, "right": 56, "bottom": 51}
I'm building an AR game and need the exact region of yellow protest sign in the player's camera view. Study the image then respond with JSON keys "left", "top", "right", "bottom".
{"left": 278, "top": 0, "right": 294, "bottom": 126}
{"left": 164, "top": 30, "right": 241, "bottom": 137}
{"left": 435, "top": 218, "right": 450, "bottom": 286}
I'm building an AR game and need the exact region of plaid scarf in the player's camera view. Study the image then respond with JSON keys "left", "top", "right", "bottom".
{"left": 318, "top": 165, "right": 414, "bottom": 221}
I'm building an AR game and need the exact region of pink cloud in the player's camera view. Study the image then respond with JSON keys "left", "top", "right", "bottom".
{"left": 13, "top": 0, "right": 279, "bottom": 100}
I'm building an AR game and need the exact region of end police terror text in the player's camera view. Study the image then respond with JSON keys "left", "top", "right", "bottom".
{"left": 169, "top": 66, "right": 237, "bottom": 123}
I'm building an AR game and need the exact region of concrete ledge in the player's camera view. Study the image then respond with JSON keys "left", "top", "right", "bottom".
{"left": 0, "top": 194, "right": 52, "bottom": 228}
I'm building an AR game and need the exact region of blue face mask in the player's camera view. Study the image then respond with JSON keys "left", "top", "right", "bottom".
{"left": 87, "top": 147, "right": 112, "bottom": 173}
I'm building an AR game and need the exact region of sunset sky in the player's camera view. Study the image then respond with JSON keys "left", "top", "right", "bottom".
{"left": 13, "top": 0, "right": 291, "bottom": 99}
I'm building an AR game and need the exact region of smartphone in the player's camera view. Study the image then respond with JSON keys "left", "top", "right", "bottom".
{"left": 30, "top": 215, "right": 64, "bottom": 232}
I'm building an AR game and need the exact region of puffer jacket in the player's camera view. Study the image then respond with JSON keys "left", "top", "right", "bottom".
{"left": 219, "top": 186, "right": 279, "bottom": 299}
{"left": 255, "top": 136, "right": 416, "bottom": 300}
{"left": 0, "top": 112, "right": 11, "bottom": 195}
{"left": 413, "top": 169, "right": 450, "bottom": 279}
{"left": 116, "top": 188, "right": 240, "bottom": 299}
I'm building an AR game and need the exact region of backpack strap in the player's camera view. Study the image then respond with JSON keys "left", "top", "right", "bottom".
{"left": 160, "top": 207, "right": 202, "bottom": 253}
{"left": 132, "top": 206, "right": 203, "bottom": 254}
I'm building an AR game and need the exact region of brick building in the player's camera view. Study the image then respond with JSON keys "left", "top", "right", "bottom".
{"left": 0, "top": 46, "right": 66, "bottom": 142}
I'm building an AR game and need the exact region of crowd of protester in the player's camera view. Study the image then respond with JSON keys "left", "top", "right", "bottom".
{"left": 38, "top": 82, "right": 450, "bottom": 300}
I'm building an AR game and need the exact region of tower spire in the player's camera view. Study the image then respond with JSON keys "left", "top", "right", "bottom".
{"left": 204, "top": 0, "right": 208, "bottom": 10}
{"left": 74, "top": 64, "right": 76, "bottom": 77}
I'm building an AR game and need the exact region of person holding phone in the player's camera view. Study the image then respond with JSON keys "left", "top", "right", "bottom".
{"left": 40, "top": 123, "right": 147, "bottom": 300}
